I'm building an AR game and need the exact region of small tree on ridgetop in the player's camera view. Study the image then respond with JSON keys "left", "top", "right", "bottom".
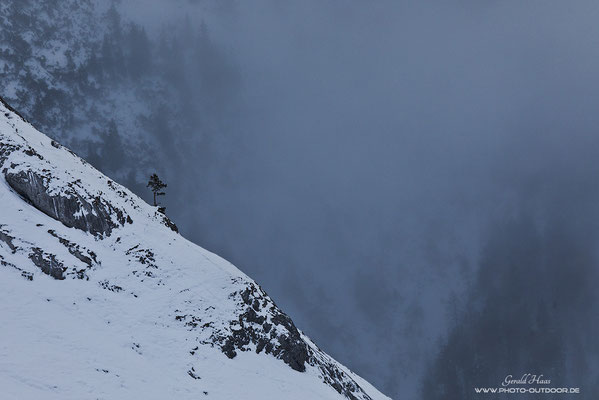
{"left": 147, "top": 173, "right": 167, "bottom": 210}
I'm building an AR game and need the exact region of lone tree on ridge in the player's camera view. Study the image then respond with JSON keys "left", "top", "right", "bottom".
{"left": 147, "top": 173, "right": 167, "bottom": 211}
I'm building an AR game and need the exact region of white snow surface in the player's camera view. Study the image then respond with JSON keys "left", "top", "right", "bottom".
{"left": 0, "top": 102, "right": 391, "bottom": 400}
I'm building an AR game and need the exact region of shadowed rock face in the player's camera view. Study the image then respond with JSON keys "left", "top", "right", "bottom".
{"left": 218, "top": 283, "right": 310, "bottom": 372}
{"left": 206, "top": 282, "right": 373, "bottom": 400}
{"left": 28, "top": 248, "right": 65, "bottom": 280}
{"left": 0, "top": 230, "right": 17, "bottom": 253}
{"left": 5, "top": 170, "right": 127, "bottom": 237}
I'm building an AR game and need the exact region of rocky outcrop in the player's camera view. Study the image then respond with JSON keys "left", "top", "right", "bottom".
{"left": 160, "top": 213, "right": 179, "bottom": 233}
{"left": 198, "top": 281, "right": 373, "bottom": 400}
{"left": 0, "top": 230, "right": 17, "bottom": 253}
{"left": 48, "top": 229, "right": 98, "bottom": 268}
{"left": 5, "top": 170, "right": 129, "bottom": 237}
{"left": 27, "top": 245, "right": 91, "bottom": 281}
{"left": 29, "top": 248, "right": 65, "bottom": 280}
{"left": 207, "top": 282, "right": 309, "bottom": 372}
{"left": 311, "top": 355, "right": 372, "bottom": 400}
{"left": 0, "top": 254, "right": 33, "bottom": 281}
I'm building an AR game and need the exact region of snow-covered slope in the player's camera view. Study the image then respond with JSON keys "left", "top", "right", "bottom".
{"left": 0, "top": 98, "right": 390, "bottom": 400}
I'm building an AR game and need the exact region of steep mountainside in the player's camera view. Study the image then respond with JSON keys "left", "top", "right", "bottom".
{"left": 0, "top": 98, "right": 390, "bottom": 399}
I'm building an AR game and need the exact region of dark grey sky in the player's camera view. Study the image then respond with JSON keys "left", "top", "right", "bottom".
{"left": 119, "top": 1, "right": 599, "bottom": 397}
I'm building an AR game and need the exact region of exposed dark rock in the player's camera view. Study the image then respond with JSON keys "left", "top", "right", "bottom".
{"left": 208, "top": 283, "right": 310, "bottom": 372}
{"left": 242, "top": 307, "right": 265, "bottom": 325}
{"left": 221, "top": 339, "right": 237, "bottom": 359}
{"left": 256, "top": 338, "right": 267, "bottom": 354}
{"left": 99, "top": 280, "right": 123, "bottom": 292}
{"left": 23, "top": 146, "right": 43, "bottom": 159}
{"left": 0, "top": 230, "right": 17, "bottom": 253}
{"left": 5, "top": 170, "right": 128, "bottom": 237}
{"left": 0, "top": 143, "right": 19, "bottom": 165}
{"left": 199, "top": 281, "right": 373, "bottom": 400}
{"left": 126, "top": 247, "right": 159, "bottom": 277}
{"left": 0, "top": 254, "right": 32, "bottom": 281}
{"left": 176, "top": 314, "right": 202, "bottom": 329}
{"left": 48, "top": 229, "right": 96, "bottom": 267}
{"left": 21, "top": 271, "right": 33, "bottom": 281}
{"left": 187, "top": 367, "right": 201, "bottom": 380}
{"left": 314, "top": 358, "right": 371, "bottom": 400}
{"left": 161, "top": 214, "right": 178, "bottom": 233}
{"left": 29, "top": 248, "right": 65, "bottom": 280}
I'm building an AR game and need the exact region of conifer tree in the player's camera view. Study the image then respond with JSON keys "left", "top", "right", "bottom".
{"left": 147, "top": 173, "right": 167, "bottom": 209}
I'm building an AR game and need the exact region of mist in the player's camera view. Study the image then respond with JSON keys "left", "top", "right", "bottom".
{"left": 169, "top": 1, "right": 599, "bottom": 397}
{"left": 4, "top": 0, "right": 599, "bottom": 397}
